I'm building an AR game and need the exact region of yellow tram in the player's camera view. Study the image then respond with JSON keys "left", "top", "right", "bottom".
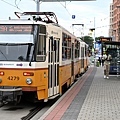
{"left": 0, "top": 12, "right": 89, "bottom": 103}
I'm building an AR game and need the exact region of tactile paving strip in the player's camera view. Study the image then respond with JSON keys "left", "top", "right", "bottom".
{"left": 61, "top": 67, "right": 96, "bottom": 120}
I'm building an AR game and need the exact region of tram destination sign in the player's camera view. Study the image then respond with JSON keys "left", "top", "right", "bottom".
{"left": 100, "top": 37, "right": 112, "bottom": 42}
{"left": 0, "top": 25, "right": 32, "bottom": 34}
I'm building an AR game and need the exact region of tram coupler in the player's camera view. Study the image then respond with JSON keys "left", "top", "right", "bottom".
{"left": 0, "top": 87, "right": 22, "bottom": 103}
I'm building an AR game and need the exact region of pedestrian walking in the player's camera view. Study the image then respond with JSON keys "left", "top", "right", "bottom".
{"left": 98, "top": 57, "right": 101, "bottom": 66}
{"left": 102, "top": 51, "right": 112, "bottom": 79}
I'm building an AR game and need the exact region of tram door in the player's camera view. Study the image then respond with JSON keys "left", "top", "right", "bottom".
{"left": 71, "top": 43, "right": 74, "bottom": 81}
{"left": 48, "top": 36, "right": 60, "bottom": 97}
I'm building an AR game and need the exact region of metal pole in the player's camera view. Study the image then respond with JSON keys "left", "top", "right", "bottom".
{"left": 36, "top": 0, "right": 40, "bottom": 12}
{"left": 93, "top": 17, "right": 96, "bottom": 66}
{"left": 82, "top": 24, "right": 84, "bottom": 41}
{"left": 101, "top": 41, "right": 103, "bottom": 66}
{"left": 72, "top": 24, "right": 74, "bottom": 35}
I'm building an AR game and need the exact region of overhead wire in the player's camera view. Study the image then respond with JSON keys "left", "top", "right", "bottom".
{"left": 1, "top": 0, "right": 17, "bottom": 8}
{"left": 15, "top": 0, "right": 21, "bottom": 9}
{"left": 1, "top": 0, "right": 16, "bottom": 7}
{"left": 1, "top": 0, "right": 110, "bottom": 24}
{"left": 57, "top": 1, "right": 71, "bottom": 16}
{"left": 1, "top": 0, "right": 110, "bottom": 34}
{"left": 55, "top": 0, "right": 83, "bottom": 34}
{"left": 0, "top": 0, "right": 22, "bottom": 11}
{"left": 0, "top": 0, "right": 41, "bottom": 20}
{"left": 56, "top": 0, "right": 110, "bottom": 35}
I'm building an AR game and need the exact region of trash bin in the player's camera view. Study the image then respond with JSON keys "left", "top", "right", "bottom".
{"left": 96, "top": 60, "right": 100, "bottom": 67}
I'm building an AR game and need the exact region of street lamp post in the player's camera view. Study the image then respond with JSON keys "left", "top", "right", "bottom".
{"left": 90, "top": 28, "right": 96, "bottom": 66}
{"left": 89, "top": 17, "right": 96, "bottom": 66}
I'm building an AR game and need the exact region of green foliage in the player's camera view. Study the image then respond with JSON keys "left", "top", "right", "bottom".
{"left": 81, "top": 36, "right": 101, "bottom": 56}
{"left": 81, "top": 36, "right": 94, "bottom": 56}
{"left": 95, "top": 37, "right": 100, "bottom": 41}
{"left": 81, "top": 36, "right": 94, "bottom": 48}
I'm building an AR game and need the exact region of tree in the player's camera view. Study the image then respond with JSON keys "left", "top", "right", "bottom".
{"left": 81, "top": 36, "right": 94, "bottom": 48}
{"left": 81, "top": 36, "right": 94, "bottom": 56}
{"left": 95, "top": 37, "right": 100, "bottom": 41}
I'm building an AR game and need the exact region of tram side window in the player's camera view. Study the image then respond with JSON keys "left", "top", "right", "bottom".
{"left": 81, "top": 47, "right": 84, "bottom": 58}
{"left": 81, "top": 47, "right": 84, "bottom": 68}
{"left": 85, "top": 45, "right": 88, "bottom": 57}
{"left": 36, "top": 35, "right": 46, "bottom": 61}
{"left": 62, "top": 33, "right": 71, "bottom": 60}
{"left": 36, "top": 25, "right": 46, "bottom": 61}
{"left": 66, "top": 39, "right": 71, "bottom": 59}
{"left": 75, "top": 40, "right": 80, "bottom": 58}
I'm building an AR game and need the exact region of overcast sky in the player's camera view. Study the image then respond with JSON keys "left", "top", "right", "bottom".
{"left": 0, "top": 0, "right": 112, "bottom": 37}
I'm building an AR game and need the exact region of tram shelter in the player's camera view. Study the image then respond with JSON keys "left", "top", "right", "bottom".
{"left": 100, "top": 37, "right": 120, "bottom": 75}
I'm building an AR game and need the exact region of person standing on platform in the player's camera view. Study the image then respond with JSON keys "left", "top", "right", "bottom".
{"left": 102, "top": 51, "right": 112, "bottom": 79}
{"left": 98, "top": 57, "right": 101, "bottom": 66}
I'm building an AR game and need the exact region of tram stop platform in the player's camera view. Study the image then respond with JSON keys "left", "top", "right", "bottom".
{"left": 38, "top": 65, "right": 120, "bottom": 120}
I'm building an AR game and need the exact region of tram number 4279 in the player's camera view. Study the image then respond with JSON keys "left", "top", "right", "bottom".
{"left": 7, "top": 76, "right": 20, "bottom": 81}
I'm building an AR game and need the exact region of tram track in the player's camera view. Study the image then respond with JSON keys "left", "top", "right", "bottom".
{"left": 21, "top": 105, "right": 45, "bottom": 120}
{"left": 21, "top": 96, "right": 60, "bottom": 120}
{"left": 0, "top": 73, "right": 85, "bottom": 120}
{"left": 0, "top": 95, "right": 60, "bottom": 120}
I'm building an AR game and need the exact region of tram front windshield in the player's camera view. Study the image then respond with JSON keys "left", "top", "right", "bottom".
{"left": 0, "top": 24, "right": 34, "bottom": 61}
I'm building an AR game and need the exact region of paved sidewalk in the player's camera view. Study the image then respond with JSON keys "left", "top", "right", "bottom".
{"left": 61, "top": 66, "right": 96, "bottom": 120}
{"left": 76, "top": 66, "right": 120, "bottom": 120}
{"left": 39, "top": 66, "right": 120, "bottom": 120}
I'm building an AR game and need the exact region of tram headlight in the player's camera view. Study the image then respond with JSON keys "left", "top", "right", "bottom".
{"left": 26, "top": 78, "right": 32, "bottom": 85}
{"left": 0, "top": 78, "right": 2, "bottom": 83}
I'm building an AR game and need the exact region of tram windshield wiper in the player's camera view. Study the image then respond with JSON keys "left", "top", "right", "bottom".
{"left": 0, "top": 49, "right": 8, "bottom": 60}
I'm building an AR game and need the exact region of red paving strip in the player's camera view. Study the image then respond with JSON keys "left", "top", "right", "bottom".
{"left": 44, "top": 67, "right": 93, "bottom": 120}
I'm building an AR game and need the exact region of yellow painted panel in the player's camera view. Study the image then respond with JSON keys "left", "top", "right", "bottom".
{"left": 0, "top": 68, "right": 48, "bottom": 87}
{"left": 37, "top": 89, "right": 45, "bottom": 100}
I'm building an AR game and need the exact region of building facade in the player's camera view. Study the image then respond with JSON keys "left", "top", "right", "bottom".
{"left": 109, "top": 3, "right": 114, "bottom": 40}
{"left": 112, "top": 0, "right": 120, "bottom": 41}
